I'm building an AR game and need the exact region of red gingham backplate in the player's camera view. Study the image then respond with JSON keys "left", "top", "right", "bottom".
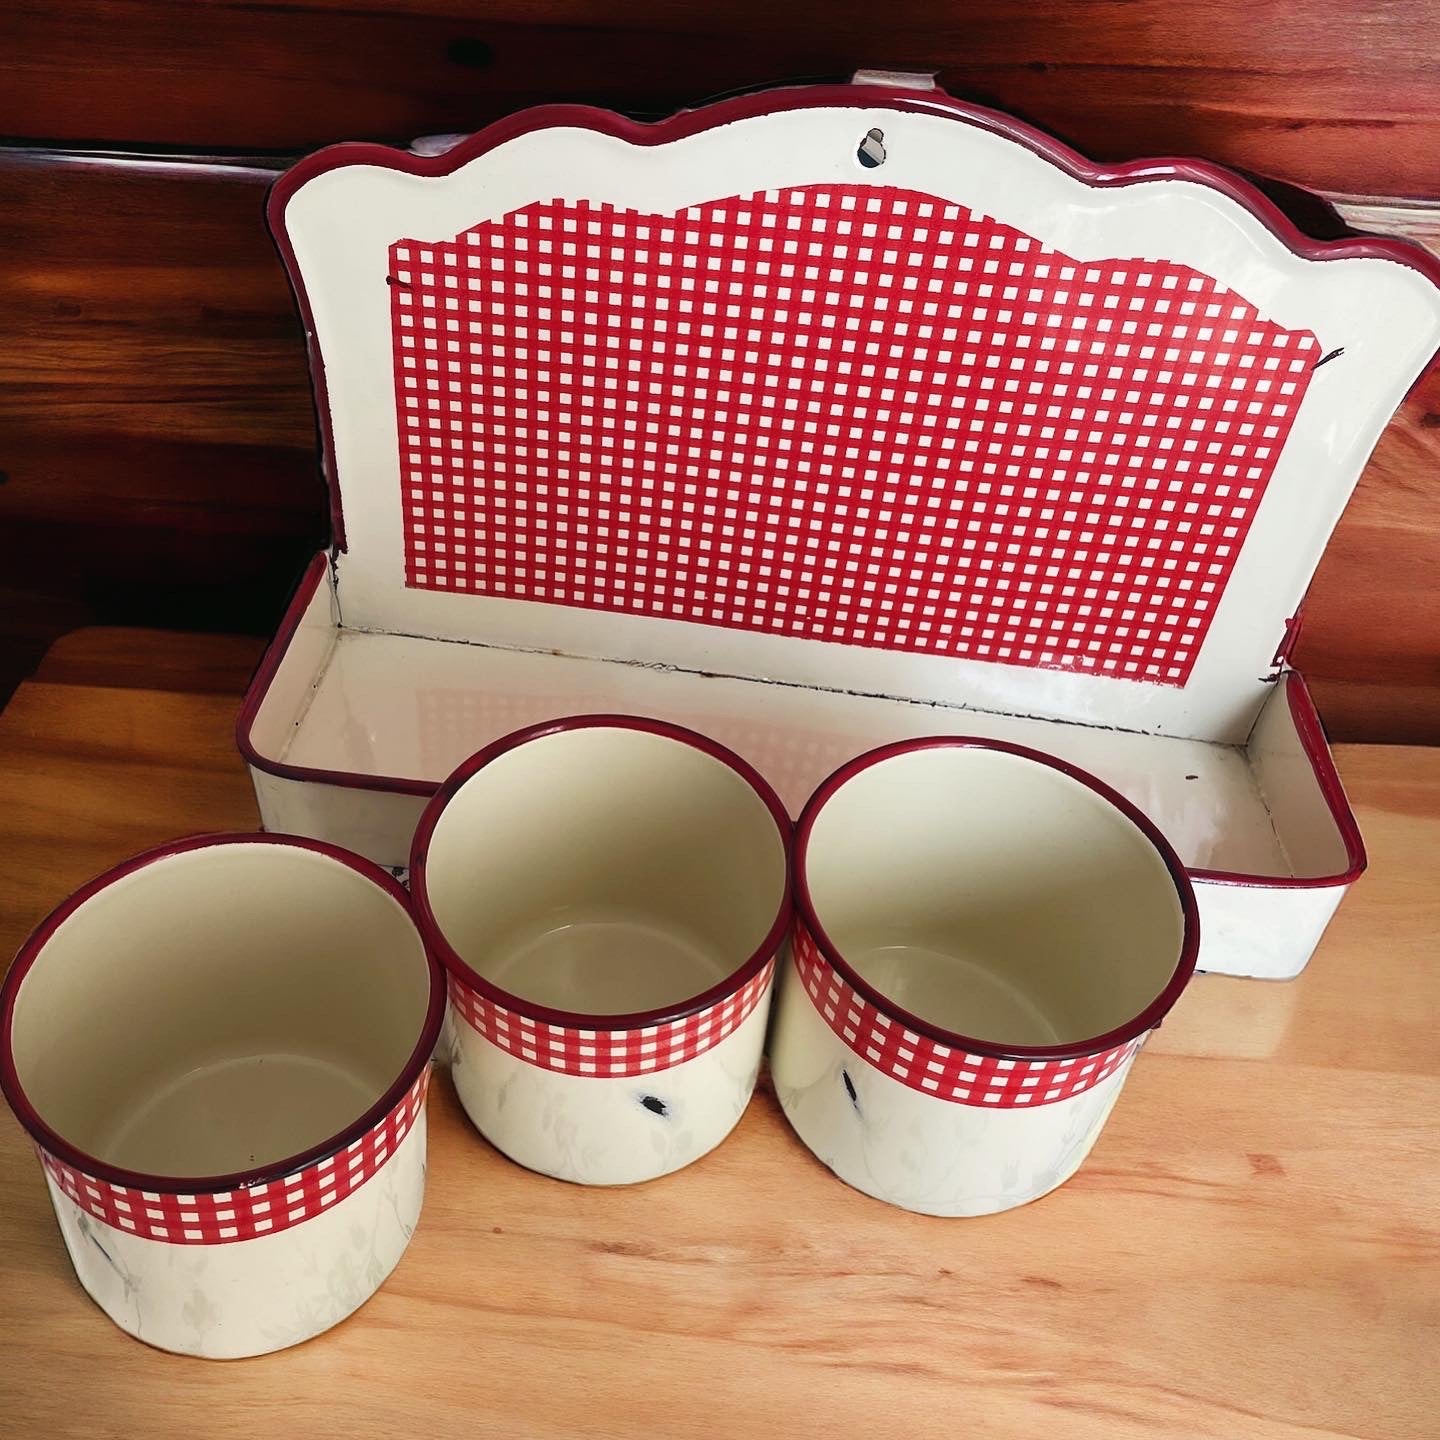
{"left": 793, "top": 925, "right": 1139, "bottom": 1107}
{"left": 390, "top": 184, "right": 1319, "bottom": 686}
{"left": 39, "top": 1068, "right": 429, "bottom": 1245}
{"left": 448, "top": 959, "right": 775, "bottom": 1077}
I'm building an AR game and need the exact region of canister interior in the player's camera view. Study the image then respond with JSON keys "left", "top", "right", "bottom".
{"left": 9, "top": 844, "right": 433, "bottom": 1179}
{"left": 802, "top": 745, "right": 1189, "bottom": 1048}
{"left": 421, "top": 725, "right": 787, "bottom": 1015}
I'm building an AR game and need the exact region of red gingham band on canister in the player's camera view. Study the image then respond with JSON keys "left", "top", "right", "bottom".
{"left": 39, "top": 1068, "right": 429, "bottom": 1245}
{"left": 448, "top": 959, "right": 775, "bottom": 1077}
{"left": 793, "top": 925, "right": 1140, "bottom": 1107}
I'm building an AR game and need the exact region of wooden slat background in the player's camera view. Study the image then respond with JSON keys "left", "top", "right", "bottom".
{"left": 2, "top": 3, "right": 1438, "bottom": 739}
{"left": 4, "top": 1, "right": 1438, "bottom": 193}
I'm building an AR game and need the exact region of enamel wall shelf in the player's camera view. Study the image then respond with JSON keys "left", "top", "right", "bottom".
{"left": 240, "top": 78, "right": 1440, "bottom": 979}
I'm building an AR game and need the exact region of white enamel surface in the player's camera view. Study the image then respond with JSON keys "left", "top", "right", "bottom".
{"left": 449, "top": 985, "right": 770, "bottom": 1184}
{"left": 250, "top": 767, "right": 427, "bottom": 871}
{"left": 770, "top": 960, "right": 1132, "bottom": 1216}
{"left": 251, "top": 606, "right": 1320, "bottom": 852}
{"left": 1249, "top": 673, "right": 1353, "bottom": 876}
{"left": 278, "top": 102, "right": 1440, "bottom": 742}
{"left": 803, "top": 746, "right": 1186, "bottom": 1047}
{"left": 245, "top": 583, "right": 1356, "bottom": 981}
{"left": 1178, "top": 675, "right": 1355, "bottom": 980}
{"left": 45, "top": 1110, "right": 426, "bottom": 1359}
{"left": 259, "top": 618, "right": 1283, "bottom": 873}
{"left": 421, "top": 726, "right": 785, "bottom": 1016}
{"left": 247, "top": 560, "right": 337, "bottom": 762}
{"left": 11, "top": 844, "right": 430, "bottom": 1177}
{"left": 1192, "top": 879, "right": 1345, "bottom": 982}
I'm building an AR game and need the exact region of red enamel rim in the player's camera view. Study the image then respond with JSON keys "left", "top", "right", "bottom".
{"left": 0, "top": 833, "right": 445, "bottom": 1195}
{"left": 410, "top": 715, "right": 793, "bottom": 1031}
{"left": 794, "top": 736, "right": 1202, "bottom": 1062}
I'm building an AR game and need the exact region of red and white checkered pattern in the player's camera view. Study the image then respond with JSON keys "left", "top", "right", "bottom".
{"left": 794, "top": 924, "right": 1139, "bottom": 1107}
{"left": 448, "top": 959, "right": 775, "bottom": 1076}
{"left": 390, "top": 184, "right": 1318, "bottom": 686}
{"left": 39, "top": 1068, "right": 429, "bottom": 1245}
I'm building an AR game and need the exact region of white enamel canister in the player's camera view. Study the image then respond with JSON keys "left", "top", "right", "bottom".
{"left": 0, "top": 835, "right": 444, "bottom": 1358}
{"left": 410, "top": 716, "right": 791, "bottom": 1185}
{"left": 771, "top": 737, "right": 1199, "bottom": 1216}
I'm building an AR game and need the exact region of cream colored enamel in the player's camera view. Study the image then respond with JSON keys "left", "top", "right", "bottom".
{"left": 774, "top": 741, "right": 1189, "bottom": 1215}
{"left": 249, "top": 765, "right": 428, "bottom": 870}
{"left": 1249, "top": 674, "right": 1353, "bottom": 877}
{"left": 1193, "top": 879, "right": 1344, "bottom": 983}
{"left": 246, "top": 559, "right": 337, "bottom": 762}
{"left": 274, "top": 624, "right": 1283, "bottom": 876}
{"left": 422, "top": 723, "right": 785, "bottom": 1184}
{"left": 247, "top": 607, "right": 1359, "bottom": 979}
{"left": 484, "top": 913, "right": 729, "bottom": 1014}
{"left": 449, "top": 982, "right": 771, "bottom": 1185}
{"left": 770, "top": 962, "right": 1131, "bottom": 1217}
{"left": 849, "top": 944, "right": 1065, "bottom": 1046}
{"left": 9, "top": 840, "right": 436, "bottom": 1357}
{"left": 804, "top": 746, "right": 1187, "bottom": 1047}
{"left": 244, "top": 596, "right": 1354, "bottom": 980}
{"left": 12, "top": 844, "right": 431, "bottom": 1177}
{"left": 100, "top": 1054, "right": 378, "bottom": 1177}
{"left": 247, "top": 92, "right": 1420, "bottom": 993}
{"left": 46, "top": 1108, "right": 428, "bottom": 1359}
{"left": 422, "top": 726, "right": 785, "bottom": 1015}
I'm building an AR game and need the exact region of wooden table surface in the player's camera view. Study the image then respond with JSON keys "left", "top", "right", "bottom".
{"left": 0, "top": 630, "right": 1436, "bottom": 1440}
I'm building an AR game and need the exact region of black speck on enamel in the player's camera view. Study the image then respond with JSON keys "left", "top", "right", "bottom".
{"left": 640, "top": 1095, "right": 668, "bottom": 1116}
{"left": 842, "top": 1069, "right": 861, "bottom": 1112}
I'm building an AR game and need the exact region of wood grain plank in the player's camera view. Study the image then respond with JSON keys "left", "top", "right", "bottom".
{"left": 1293, "top": 197, "right": 1440, "bottom": 742}
{"left": 2, "top": 1, "right": 1439, "bottom": 196}
{"left": 0, "top": 154, "right": 311, "bottom": 452}
{"left": 1296, "top": 370, "right": 1440, "bottom": 743}
{"left": 0, "top": 152, "right": 321, "bottom": 695}
{"left": 33, "top": 628, "right": 267, "bottom": 694}
{"left": 0, "top": 655, "right": 1434, "bottom": 1438}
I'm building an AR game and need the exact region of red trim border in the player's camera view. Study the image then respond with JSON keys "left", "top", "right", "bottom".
{"left": 410, "top": 715, "right": 792, "bottom": 1032}
{"left": 447, "top": 962, "right": 775, "bottom": 1078}
{"left": 40, "top": 1068, "right": 430, "bottom": 1245}
{"left": 793, "top": 735, "right": 1201, "bottom": 1063}
{"left": 792, "top": 924, "right": 1143, "bottom": 1107}
{"left": 0, "top": 833, "right": 445, "bottom": 1196}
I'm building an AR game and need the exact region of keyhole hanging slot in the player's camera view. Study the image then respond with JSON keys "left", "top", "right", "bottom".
{"left": 856, "top": 128, "right": 886, "bottom": 168}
